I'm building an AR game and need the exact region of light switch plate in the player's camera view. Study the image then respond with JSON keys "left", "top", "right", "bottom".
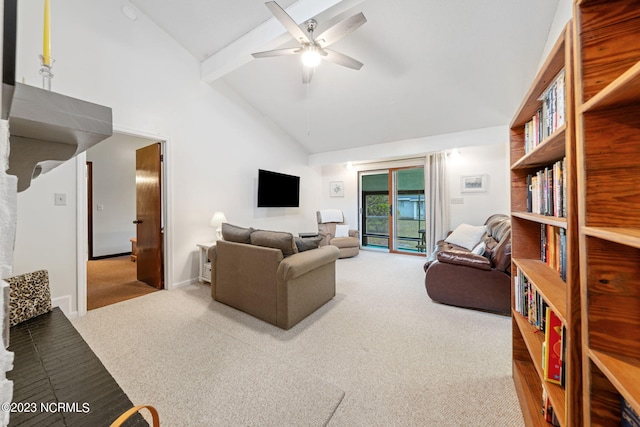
{"left": 450, "top": 197, "right": 464, "bottom": 204}
{"left": 54, "top": 193, "right": 66, "bottom": 206}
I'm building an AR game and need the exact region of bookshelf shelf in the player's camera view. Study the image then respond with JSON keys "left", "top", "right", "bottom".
{"left": 510, "top": 21, "right": 581, "bottom": 426}
{"left": 511, "top": 32, "right": 566, "bottom": 128}
{"left": 513, "top": 314, "right": 567, "bottom": 427}
{"left": 513, "top": 259, "right": 567, "bottom": 322}
{"left": 514, "top": 313, "right": 545, "bottom": 374}
{"left": 589, "top": 350, "right": 640, "bottom": 415}
{"left": 582, "top": 226, "right": 640, "bottom": 250}
{"left": 575, "top": 0, "right": 640, "bottom": 424}
{"left": 511, "top": 126, "right": 566, "bottom": 170}
{"left": 513, "top": 361, "right": 546, "bottom": 425}
{"left": 512, "top": 212, "right": 567, "bottom": 229}
{"left": 580, "top": 60, "right": 640, "bottom": 113}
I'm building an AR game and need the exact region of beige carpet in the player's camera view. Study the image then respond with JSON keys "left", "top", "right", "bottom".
{"left": 72, "top": 250, "right": 524, "bottom": 426}
{"left": 87, "top": 256, "right": 158, "bottom": 310}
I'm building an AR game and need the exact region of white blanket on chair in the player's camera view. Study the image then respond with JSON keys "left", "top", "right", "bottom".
{"left": 319, "top": 209, "right": 344, "bottom": 223}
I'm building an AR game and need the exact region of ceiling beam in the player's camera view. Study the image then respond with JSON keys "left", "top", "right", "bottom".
{"left": 200, "top": 0, "right": 365, "bottom": 83}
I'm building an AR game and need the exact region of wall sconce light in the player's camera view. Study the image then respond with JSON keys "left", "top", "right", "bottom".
{"left": 449, "top": 149, "right": 461, "bottom": 161}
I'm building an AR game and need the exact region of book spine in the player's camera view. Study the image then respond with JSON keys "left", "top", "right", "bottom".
{"left": 543, "top": 307, "right": 563, "bottom": 385}
{"left": 621, "top": 395, "right": 640, "bottom": 427}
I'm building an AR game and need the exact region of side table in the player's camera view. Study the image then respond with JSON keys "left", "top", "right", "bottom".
{"left": 299, "top": 232, "right": 319, "bottom": 238}
{"left": 196, "top": 242, "right": 216, "bottom": 283}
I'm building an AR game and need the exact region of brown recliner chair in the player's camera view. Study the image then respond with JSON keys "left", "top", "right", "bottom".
{"left": 316, "top": 210, "right": 359, "bottom": 258}
{"left": 423, "top": 214, "right": 511, "bottom": 315}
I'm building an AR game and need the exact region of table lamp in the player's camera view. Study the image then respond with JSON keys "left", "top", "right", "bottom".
{"left": 209, "top": 212, "right": 227, "bottom": 240}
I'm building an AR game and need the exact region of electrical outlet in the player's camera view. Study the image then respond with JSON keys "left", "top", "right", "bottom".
{"left": 450, "top": 197, "right": 464, "bottom": 205}
{"left": 54, "top": 193, "right": 66, "bottom": 206}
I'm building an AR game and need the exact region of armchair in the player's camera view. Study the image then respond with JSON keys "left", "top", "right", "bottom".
{"left": 316, "top": 210, "right": 359, "bottom": 258}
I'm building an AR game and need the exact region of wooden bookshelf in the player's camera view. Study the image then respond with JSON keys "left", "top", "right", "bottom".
{"left": 510, "top": 22, "right": 582, "bottom": 426}
{"left": 574, "top": 0, "right": 640, "bottom": 425}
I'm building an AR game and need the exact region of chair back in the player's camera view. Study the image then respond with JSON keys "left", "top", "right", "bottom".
{"left": 316, "top": 210, "right": 346, "bottom": 246}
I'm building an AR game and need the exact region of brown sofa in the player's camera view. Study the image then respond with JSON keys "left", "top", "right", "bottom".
{"left": 423, "top": 214, "right": 511, "bottom": 315}
{"left": 208, "top": 224, "right": 340, "bottom": 329}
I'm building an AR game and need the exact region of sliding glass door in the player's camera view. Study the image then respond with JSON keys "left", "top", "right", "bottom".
{"left": 392, "top": 168, "right": 426, "bottom": 253}
{"left": 361, "top": 172, "right": 390, "bottom": 249}
{"left": 360, "top": 167, "right": 425, "bottom": 254}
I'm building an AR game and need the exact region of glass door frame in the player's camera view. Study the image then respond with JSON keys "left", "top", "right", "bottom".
{"left": 359, "top": 169, "right": 390, "bottom": 251}
{"left": 359, "top": 166, "right": 426, "bottom": 256}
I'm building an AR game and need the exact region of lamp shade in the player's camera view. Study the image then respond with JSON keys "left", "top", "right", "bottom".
{"left": 209, "top": 212, "right": 227, "bottom": 228}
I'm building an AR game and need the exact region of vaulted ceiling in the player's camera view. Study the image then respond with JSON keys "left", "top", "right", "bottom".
{"left": 129, "top": 0, "right": 560, "bottom": 154}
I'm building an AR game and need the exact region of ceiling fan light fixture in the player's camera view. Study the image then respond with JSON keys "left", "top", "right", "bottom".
{"left": 301, "top": 47, "right": 321, "bottom": 68}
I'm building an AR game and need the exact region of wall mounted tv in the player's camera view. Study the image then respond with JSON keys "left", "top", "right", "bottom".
{"left": 257, "top": 169, "right": 300, "bottom": 208}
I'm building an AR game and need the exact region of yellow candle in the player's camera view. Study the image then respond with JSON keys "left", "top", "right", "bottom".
{"left": 43, "top": 0, "right": 51, "bottom": 65}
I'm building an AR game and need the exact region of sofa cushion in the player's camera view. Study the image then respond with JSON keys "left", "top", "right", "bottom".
{"left": 437, "top": 250, "right": 492, "bottom": 270}
{"left": 492, "top": 220, "right": 511, "bottom": 242}
{"left": 485, "top": 214, "right": 509, "bottom": 234}
{"left": 251, "top": 230, "right": 298, "bottom": 257}
{"left": 222, "top": 223, "right": 254, "bottom": 244}
{"left": 444, "top": 224, "right": 487, "bottom": 251}
{"left": 294, "top": 236, "right": 323, "bottom": 252}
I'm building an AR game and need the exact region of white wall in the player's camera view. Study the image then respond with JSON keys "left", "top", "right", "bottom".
{"left": 318, "top": 140, "right": 509, "bottom": 235}
{"left": 447, "top": 142, "right": 509, "bottom": 228}
{"left": 86, "top": 133, "right": 153, "bottom": 257}
{"left": 8, "top": 0, "right": 566, "bottom": 315}
{"left": 539, "top": 0, "right": 573, "bottom": 68}
{"left": 11, "top": 0, "right": 320, "bottom": 314}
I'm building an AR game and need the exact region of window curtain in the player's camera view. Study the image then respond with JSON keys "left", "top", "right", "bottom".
{"left": 424, "top": 152, "right": 450, "bottom": 255}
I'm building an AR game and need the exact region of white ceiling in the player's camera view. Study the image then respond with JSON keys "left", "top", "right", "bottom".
{"left": 129, "top": 0, "right": 560, "bottom": 154}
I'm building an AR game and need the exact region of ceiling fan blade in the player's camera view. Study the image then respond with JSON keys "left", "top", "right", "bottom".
{"left": 252, "top": 47, "right": 300, "bottom": 58}
{"left": 302, "top": 66, "right": 314, "bottom": 84}
{"left": 323, "top": 49, "right": 363, "bottom": 70}
{"left": 265, "top": 1, "right": 310, "bottom": 44}
{"left": 314, "top": 12, "right": 367, "bottom": 47}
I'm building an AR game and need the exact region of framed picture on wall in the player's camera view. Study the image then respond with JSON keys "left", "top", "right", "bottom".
{"left": 330, "top": 181, "right": 344, "bottom": 197}
{"left": 461, "top": 174, "right": 487, "bottom": 192}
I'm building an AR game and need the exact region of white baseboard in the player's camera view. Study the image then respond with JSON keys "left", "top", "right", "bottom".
{"left": 170, "top": 278, "right": 201, "bottom": 290}
{"left": 52, "top": 295, "right": 78, "bottom": 319}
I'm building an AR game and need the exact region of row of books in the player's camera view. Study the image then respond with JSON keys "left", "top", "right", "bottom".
{"left": 622, "top": 395, "right": 640, "bottom": 427}
{"left": 526, "top": 158, "right": 566, "bottom": 218}
{"left": 514, "top": 270, "right": 547, "bottom": 331}
{"left": 542, "top": 307, "right": 564, "bottom": 386}
{"left": 542, "top": 388, "right": 561, "bottom": 426}
{"left": 541, "top": 224, "right": 567, "bottom": 281}
{"left": 514, "top": 269, "right": 565, "bottom": 386}
{"left": 523, "top": 69, "right": 566, "bottom": 154}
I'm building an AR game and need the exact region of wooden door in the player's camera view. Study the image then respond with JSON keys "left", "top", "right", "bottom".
{"left": 135, "top": 143, "right": 163, "bottom": 289}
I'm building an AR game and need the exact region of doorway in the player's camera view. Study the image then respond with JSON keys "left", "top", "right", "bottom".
{"left": 360, "top": 167, "right": 425, "bottom": 254}
{"left": 81, "top": 131, "right": 167, "bottom": 313}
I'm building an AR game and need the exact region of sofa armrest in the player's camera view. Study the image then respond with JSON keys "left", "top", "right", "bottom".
{"left": 278, "top": 245, "right": 340, "bottom": 281}
{"left": 437, "top": 250, "right": 491, "bottom": 271}
{"left": 318, "top": 231, "right": 333, "bottom": 246}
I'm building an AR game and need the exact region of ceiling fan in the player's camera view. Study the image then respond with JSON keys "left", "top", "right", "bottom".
{"left": 251, "top": 1, "right": 367, "bottom": 83}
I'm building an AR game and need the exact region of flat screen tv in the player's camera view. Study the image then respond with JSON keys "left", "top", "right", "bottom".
{"left": 257, "top": 169, "right": 300, "bottom": 208}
